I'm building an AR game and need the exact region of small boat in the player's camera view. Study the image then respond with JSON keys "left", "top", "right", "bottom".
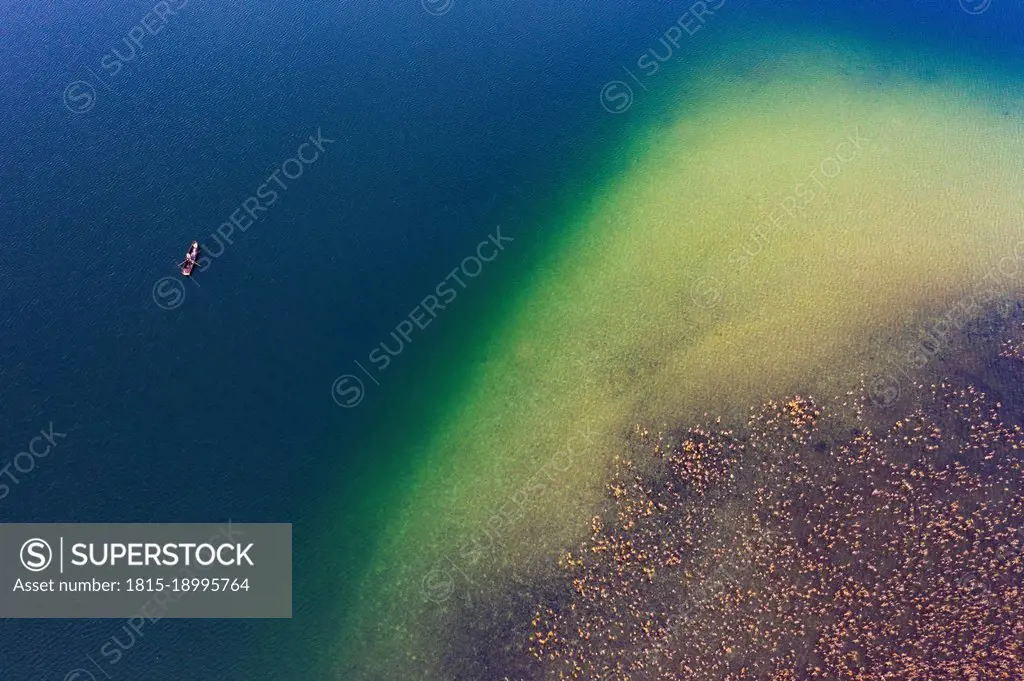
{"left": 180, "top": 241, "right": 199, "bottom": 276}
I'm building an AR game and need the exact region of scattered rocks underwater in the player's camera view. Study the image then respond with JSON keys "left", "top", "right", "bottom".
{"left": 437, "top": 304, "right": 1024, "bottom": 681}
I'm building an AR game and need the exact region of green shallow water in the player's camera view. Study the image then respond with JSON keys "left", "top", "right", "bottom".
{"left": 334, "top": 26, "right": 1024, "bottom": 679}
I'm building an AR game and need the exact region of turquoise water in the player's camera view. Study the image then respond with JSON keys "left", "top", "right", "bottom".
{"left": 2, "top": 1, "right": 1024, "bottom": 679}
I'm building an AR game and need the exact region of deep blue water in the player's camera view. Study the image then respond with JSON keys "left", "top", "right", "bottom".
{"left": 2, "top": 1, "right": 1023, "bottom": 679}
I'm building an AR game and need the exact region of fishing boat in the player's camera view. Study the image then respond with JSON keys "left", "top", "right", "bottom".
{"left": 180, "top": 241, "right": 199, "bottom": 276}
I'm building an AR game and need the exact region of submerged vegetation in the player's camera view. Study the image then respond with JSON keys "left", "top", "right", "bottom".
{"left": 439, "top": 318, "right": 1024, "bottom": 680}
{"left": 339, "top": 32, "right": 1024, "bottom": 680}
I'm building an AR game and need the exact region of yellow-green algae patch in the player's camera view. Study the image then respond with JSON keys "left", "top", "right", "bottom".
{"left": 340, "top": 32, "right": 1024, "bottom": 679}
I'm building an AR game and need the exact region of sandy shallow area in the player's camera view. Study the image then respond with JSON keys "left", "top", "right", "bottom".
{"left": 337, "top": 28, "right": 1024, "bottom": 680}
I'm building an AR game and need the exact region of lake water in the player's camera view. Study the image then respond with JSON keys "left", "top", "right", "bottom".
{"left": 1, "top": 1, "right": 1023, "bottom": 679}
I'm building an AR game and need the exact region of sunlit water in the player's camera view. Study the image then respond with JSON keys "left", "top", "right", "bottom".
{"left": 337, "top": 27, "right": 1024, "bottom": 679}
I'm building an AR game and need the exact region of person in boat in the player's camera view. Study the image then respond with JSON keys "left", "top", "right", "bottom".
{"left": 180, "top": 241, "right": 200, "bottom": 275}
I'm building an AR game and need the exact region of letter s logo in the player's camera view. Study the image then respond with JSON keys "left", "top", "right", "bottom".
{"left": 20, "top": 538, "right": 52, "bottom": 572}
